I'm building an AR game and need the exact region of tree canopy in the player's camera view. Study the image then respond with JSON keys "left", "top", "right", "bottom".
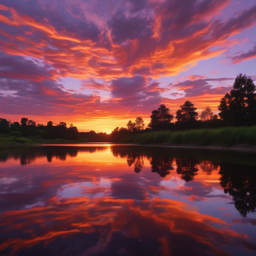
{"left": 149, "top": 104, "right": 173, "bottom": 130}
{"left": 218, "top": 74, "right": 256, "bottom": 126}
{"left": 176, "top": 101, "right": 198, "bottom": 123}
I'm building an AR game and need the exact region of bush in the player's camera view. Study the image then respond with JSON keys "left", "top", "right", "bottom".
{"left": 120, "top": 126, "right": 256, "bottom": 147}
{"left": 78, "top": 138, "right": 89, "bottom": 143}
{"left": 9, "top": 131, "right": 22, "bottom": 137}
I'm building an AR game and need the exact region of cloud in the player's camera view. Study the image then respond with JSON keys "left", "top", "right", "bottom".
{"left": 187, "top": 75, "right": 207, "bottom": 81}
{"left": 128, "top": 0, "right": 148, "bottom": 13}
{"left": 0, "top": 0, "right": 255, "bottom": 82}
{"left": 110, "top": 75, "right": 162, "bottom": 111}
{"left": 232, "top": 218, "right": 256, "bottom": 226}
{"left": 0, "top": 0, "right": 256, "bottom": 125}
{"left": 170, "top": 77, "right": 233, "bottom": 97}
{"left": 81, "top": 78, "right": 109, "bottom": 91}
{"left": 231, "top": 43, "right": 256, "bottom": 64}
{"left": 0, "top": 52, "right": 54, "bottom": 81}
{"left": 108, "top": 11, "right": 153, "bottom": 44}
{"left": 185, "top": 195, "right": 207, "bottom": 201}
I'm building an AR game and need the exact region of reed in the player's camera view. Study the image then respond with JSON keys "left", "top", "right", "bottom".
{"left": 119, "top": 126, "right": 256, "bottom": 147}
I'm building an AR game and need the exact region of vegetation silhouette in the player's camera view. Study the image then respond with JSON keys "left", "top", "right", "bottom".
{"left": 176, "top": 101, "right": 198, "bottom": 124}
{"left": 0, "top": 146, "right": 108, "bottom": 166}
{"left": 0, "top": 118, "right": 111, "bottom": 143}
{"left": 219, "top": 74, "right": 256, "bottom": 126}
{"left": 149, "top": 104, "right": 173, "bottom": 130}
{"left": 110, "top": 146, "right": 256, "bottom": 216}
{"left": 219, "top": 163, "right": 256, "bottom": 217}
{"left": 150, "top": 155, "right": 174, "bottom": 177}
{"left": 110, "top": 74, "right": 256, "bottom": 140}
{"left": 2, "top": 145, "right": 256, "bottom": 217}
{"left": 1, "top": 74, "right": 256, "bottom": 144}
{"left": 176, "top": 158, "right": 199, "bottom": 182}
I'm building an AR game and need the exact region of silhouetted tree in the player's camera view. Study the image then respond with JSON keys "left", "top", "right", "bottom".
{"left": 28, "top": 120, "right": 36, "bottom": 127}
{"left": 176, "top": 101, "right": 198, "bottom": 123}
{"left": 218, "top": 95, "right": 229, "bottom": 121}
{"left": 0, "top": 118, "right": 10, "bottom": 127}
{"left": 59, "top": 122, "right": 67, "bottom": 127}
{"left": 149, "top": 104, "right": 173, "bottom": 130}
{"left": 246, "top": 93, "right": 256, "bottom": 125}
{"left": 10, "top": 122, "right": 20, "bottom": 128}
{"left": 21, "top": 118, "right": 28, "bottom": 128}
{"left": 47, "top": 121, "right": 53, "bottom": 127}
{"left": 218, "top": 74, "right": 256, "bottom": 126}
{"left": 68, "top": 125, "right": 79, "bottom": 140}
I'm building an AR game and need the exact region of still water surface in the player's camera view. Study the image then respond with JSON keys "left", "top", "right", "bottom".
{"left": 0, "top": 144, "right": 256, "bottom": 256}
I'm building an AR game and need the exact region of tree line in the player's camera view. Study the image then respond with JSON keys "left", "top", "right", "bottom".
{"left": 1, "top": 74, "right": 255, "bottom": 142}
{"left": 0, "top": 118, "right": 111, "bottom": 142}
{"left": 112, "top": 74, "right": 256, "bottom": 140}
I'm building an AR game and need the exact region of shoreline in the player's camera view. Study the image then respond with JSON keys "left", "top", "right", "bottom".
{"left": 134, "top": 143, "right": 256, "bottom": 153}
{"left": 1, "top": 142, "right": 256, "bottom": 153}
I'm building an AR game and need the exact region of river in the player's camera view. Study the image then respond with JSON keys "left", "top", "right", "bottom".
{"left": 0, "top": 144, "right": 255, "bottom": 256}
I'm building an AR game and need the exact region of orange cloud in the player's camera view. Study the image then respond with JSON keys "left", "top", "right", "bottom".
{"left": 1, "top": 196, "right": 254, "bottom": 255}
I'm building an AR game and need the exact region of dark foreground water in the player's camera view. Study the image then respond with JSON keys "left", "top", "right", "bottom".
{"left": 0, "top": 144, "right": 256, "bottom": 256}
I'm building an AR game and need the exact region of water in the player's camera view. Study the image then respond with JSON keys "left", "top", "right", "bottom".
{"left": 0, "top": 144, "right": 256, "bottom": 256}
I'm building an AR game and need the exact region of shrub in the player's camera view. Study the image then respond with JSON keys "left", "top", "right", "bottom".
{"left": 9, "top": 131, "right": 22, "bottom": 137}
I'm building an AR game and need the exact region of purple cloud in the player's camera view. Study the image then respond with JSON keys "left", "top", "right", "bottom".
{"left": 0, "top": 52, "right": 53, "bottom": 82}
{"left": 231, "top": 43, "right": 256, "bottom": 64}
{"left": 171, "top": 77, "right": 233, "bottom": 97}
{"left": 110, "top": 75, "right": 162, "bottom": 111}
{"left": 108, "top": 11, "right": 153, "bottom": 44}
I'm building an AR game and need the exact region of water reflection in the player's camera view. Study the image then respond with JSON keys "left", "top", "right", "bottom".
{"left": 0, "top": 145, "right": 256, "bottom": 256}
{"left": 0, "top": 146, "right": 107, "bottom": 165}
{"left": 219, "top": 163, "right": 256, "bottom": 217}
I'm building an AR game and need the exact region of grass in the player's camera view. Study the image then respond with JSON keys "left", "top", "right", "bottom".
{"left": 118, "top": 126, "right": 256, "bottom": 147}
{"left": 0, "top": 134, "right": 88, "bottom": 149}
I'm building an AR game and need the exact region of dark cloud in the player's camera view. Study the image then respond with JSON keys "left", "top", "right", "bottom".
{"left": 0, "top": 0, "right": 101, "bottom": 42}
{"left": 231, "top": 43, "right": 256, "bottom": 64}
{"left": 110, "top": 75, "right": 162, "bottom": 112}
{"left": 0, "top": 54, "right": 99, "bottom": 116}
{"left": 171, "top": 77, "right": 233, "bottom": 97}
{"left": 108, "top": 11, "right": 153, "bottom": 44}
{"left": 232, "top": 218, "right": 256, "bottom": 226}
{"left": 128, "top": 0, "right": 148, "bottom": 13}
{"left": 155, "top": 0, "right": 229, "bottom": 30}
{"left": 131, "top": 66, "right": 151, "bottom": 76}
{"left": 0, "top": 52, "right": 53, "bottom": 81}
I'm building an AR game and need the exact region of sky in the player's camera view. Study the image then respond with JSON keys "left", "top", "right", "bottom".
{"left": 0, "top": 0, "right": 256, "bottom": 133}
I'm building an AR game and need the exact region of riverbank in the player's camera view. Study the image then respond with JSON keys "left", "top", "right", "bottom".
{"left": 117, "top": 126, "right": 256, "bottom": 149}
{"left": 0, "top": 135, "right": 88, "bottom": 150}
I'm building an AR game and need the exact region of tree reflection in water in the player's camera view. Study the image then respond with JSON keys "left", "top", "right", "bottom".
{"left": 219, "top": 163, "right": 256, "bottom": 217}
{"left": 0, "top": 146, "right": 107, "bottom": 166}
{"left": 1, "top": 146, "right": 256, "bottom": 218}
{"left": 176, "top": 158, "right": 199, "bottom": 182}
{"left": 111, "top": 146, "right": 256, "bottom": 217}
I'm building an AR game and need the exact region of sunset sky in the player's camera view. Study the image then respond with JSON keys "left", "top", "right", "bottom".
{"left": 0, "top": 0, "right": 256, "bottom": 133}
